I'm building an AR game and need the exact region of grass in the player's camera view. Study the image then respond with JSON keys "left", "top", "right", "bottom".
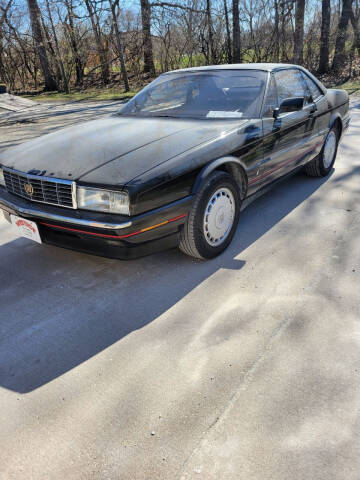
{"left": 23, "top": 87, "right": 138, "bottom": 103}
{"left": 335, "top": 80, "right": 360, "bottom": 94}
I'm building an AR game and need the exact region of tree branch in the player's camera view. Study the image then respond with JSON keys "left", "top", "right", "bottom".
{"left": 150, "top": 2, "right": 205, "bottom": 13}
{"left": 0, "top": 0, "right": 13, "bottom": 28}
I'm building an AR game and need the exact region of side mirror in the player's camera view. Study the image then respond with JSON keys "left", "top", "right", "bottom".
{"left": 273, "top": 97, "right": 304, "bottom": 118}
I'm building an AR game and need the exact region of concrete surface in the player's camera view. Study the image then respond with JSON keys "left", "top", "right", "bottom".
{"left": 0, "top": 93, "right": 37, "bottom": 114}
{"left": 0, "top": 99, "right": 127, "bottom": 152}
{"left": 0, "top": 99, "right": 359, "bottom": 480}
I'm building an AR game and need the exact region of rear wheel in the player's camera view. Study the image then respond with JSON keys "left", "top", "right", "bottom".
{"left": 179, "top": 171, "right": 241, "bottom": 259}
{"left": 305, "top": 126, "right": 339, "bottom": 177}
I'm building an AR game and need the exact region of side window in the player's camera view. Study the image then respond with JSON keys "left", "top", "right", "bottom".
{"left": 262, "top": 74, "right": 278, "bottom": 117}
{"left": 274, "top": 69, "right": 309, "bottom": 107}
{"left": 301, "top": 72, "right": 324, "bottom": 101}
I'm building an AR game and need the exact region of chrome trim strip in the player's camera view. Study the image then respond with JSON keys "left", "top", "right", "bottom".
{"left": 0, "top": 195, "right": 132, "bottom": 230}
{"left": 71, "top": 181, "right": 78, "bottom": 209}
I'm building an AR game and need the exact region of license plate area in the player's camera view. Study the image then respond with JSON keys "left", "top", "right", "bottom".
{"left": 10, "top": 215, "right": 42, "bottom": 244}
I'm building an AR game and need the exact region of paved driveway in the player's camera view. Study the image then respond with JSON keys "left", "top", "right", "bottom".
{"left": 0, "top": 100, "right": 359, "bottom": 480}
{"left": 0, "top": 99, "right": 126, "bottom": 152}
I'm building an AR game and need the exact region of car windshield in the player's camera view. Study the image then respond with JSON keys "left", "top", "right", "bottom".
{"left": 118, "top": 70, "right": 268, "bottom": 119}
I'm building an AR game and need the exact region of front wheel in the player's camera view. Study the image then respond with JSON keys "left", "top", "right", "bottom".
{"left": 305, "top": 126, "right": 339, "bottom": 177}
{"left": 179, "top": 171, "right": 241, "bottom": 259}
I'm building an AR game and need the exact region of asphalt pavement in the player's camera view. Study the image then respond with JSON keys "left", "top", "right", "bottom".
{"left": 0, "top": 99, "right": 359, "bottom": 479}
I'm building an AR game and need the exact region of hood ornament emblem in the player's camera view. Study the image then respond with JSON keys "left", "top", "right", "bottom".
{"left": 24, "top": 183, "right": 34, "bottom": 196}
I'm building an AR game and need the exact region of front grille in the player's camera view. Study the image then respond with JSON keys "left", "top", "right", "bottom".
{"left": 3, "top": 168, "right": 75, "bottom": 209}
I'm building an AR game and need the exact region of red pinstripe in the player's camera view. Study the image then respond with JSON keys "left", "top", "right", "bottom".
{"left": 39, "top": 213, "right": 187, "bottom": 240}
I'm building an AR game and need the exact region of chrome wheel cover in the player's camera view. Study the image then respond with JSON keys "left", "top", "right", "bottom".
{"left": 203, "top": 187, "right": 235, "bottom": 247}
{"left": 323, "top": 131, "right": 337, "bottom": 169}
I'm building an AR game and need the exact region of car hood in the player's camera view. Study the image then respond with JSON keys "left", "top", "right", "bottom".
{"left": 0, "top": 116, "right": 248, "bottom": 185}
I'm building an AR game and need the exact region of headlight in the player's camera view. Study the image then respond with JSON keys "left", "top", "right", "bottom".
{"left": 77, "top": 186, "right": 130, "bottom": 215}
{"left": 0, "top": 168, "right": 5, "bottom": 187}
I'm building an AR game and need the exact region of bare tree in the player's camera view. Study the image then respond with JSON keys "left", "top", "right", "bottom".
{"left": 140, "top": 0, "right": 155, "bottom": 74}
{"left": 273, "top": 0, "right": 280, "bottom": 62}
{"left": 232, "top": 0, "right": 241, "bottom": 62}
{"left": 26, "top": 0, "right": 57, "bottom": 90}
{"left": 84, "top": 0, "right": 110, "bottom": 84}
{"left": 319, "top": 0, "right": 331, "bottom": 73}
{"left": 350, "top": 1, "right": 360, "bottom": 56}
{"left": 293, "top": 0, "right": 305, "bottom": 64}
{"left": 0, "top": 0, "right": 12, "bottom": 28}
{"left": 206, "top": 0, "right": 214, "bottom": 63}
{"left": 109, "top": 0, "right": 129, "bottom": 91}
{"left": 332, "top": 0, "right": 353, "bottom": 73}
{"left": 64, "top": 0, "right": 84, "bottom": 86}
{"left": 1, "top": 0, "right": 360, "bottom": 95}
{"left": 45, "top": 0, "right": 69, "bottom": 92}
{"left": 223, "top": 0, "right": 232, "bottom": 62}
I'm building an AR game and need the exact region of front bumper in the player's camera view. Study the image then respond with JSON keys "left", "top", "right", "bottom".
{"left": 0, "top": 188, "right": 192, "bottom": 259}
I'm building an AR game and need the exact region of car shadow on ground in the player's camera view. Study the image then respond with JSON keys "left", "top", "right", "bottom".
{"left": 0, "top": 171, "right": 331, "bottom": 393}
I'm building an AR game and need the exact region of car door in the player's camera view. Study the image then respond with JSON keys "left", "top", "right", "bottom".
{"left": 252, "top": 68, "right": 317, "bottom": 192}
{"left": 300, "top": 70, "right": 330, "bottom": 154}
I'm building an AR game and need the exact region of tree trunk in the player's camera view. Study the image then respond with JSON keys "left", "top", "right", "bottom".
{"left": 40, "top": 13, "right": 61, "bottom": 84}
{"left": 64, "top": 0, "right": 83, "bottom": 86}
{"left": 140, "top": 0, "right": 155, "bottom": 74}
{"left": 293, "top": 0, "right": 305, "bottom": 64}
{"left": 109, "top": 0, "right": 129, "bottom": 91}
{"left": 0, "top": 37, "right": 8, "bottom": 85}
{"left": 232, "top": 0, "right": 241, "bottom": 63}
{"left": 319, "top": 0, "right": 331, "bottom": 73}
{"left": 26, "top": 0, "right": 57, "bottom": 90}
{"left": 224, "top": 0, "right": 232, "bottom": 63}
{"left": 84, "top": 0, "right": 109, "bottom": 84}
{"left": 0, "top": 0, "right": 13, "bottom": 86}
{"left": 274, "top": 0, "right": 280, "bottom": 62}
{"left": 45, "top": 0, "right": 69, "bottom": 92}
{"left": 206, "top": 0, "right": 214, "bottom": 63}
{"left": 332, "top": 0, "right": 353, "bottom": 73}
{"left": 350, "top": 9, "right": 360, "bottom": 56}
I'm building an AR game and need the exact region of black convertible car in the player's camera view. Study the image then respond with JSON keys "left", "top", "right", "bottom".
{"left": 0, "top": 64, "right": 350, "bottom": 259}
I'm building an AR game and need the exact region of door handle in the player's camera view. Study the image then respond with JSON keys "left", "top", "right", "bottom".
{"left": 309, "top": 103, "right": 317, "bottom": 116}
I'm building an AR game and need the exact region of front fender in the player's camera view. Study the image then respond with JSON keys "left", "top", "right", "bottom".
{"left": 191, "top": 156, "right": 248, "bottom": 194}
{"left": 329, "top": 112, "right": 343, "bottom": 132}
